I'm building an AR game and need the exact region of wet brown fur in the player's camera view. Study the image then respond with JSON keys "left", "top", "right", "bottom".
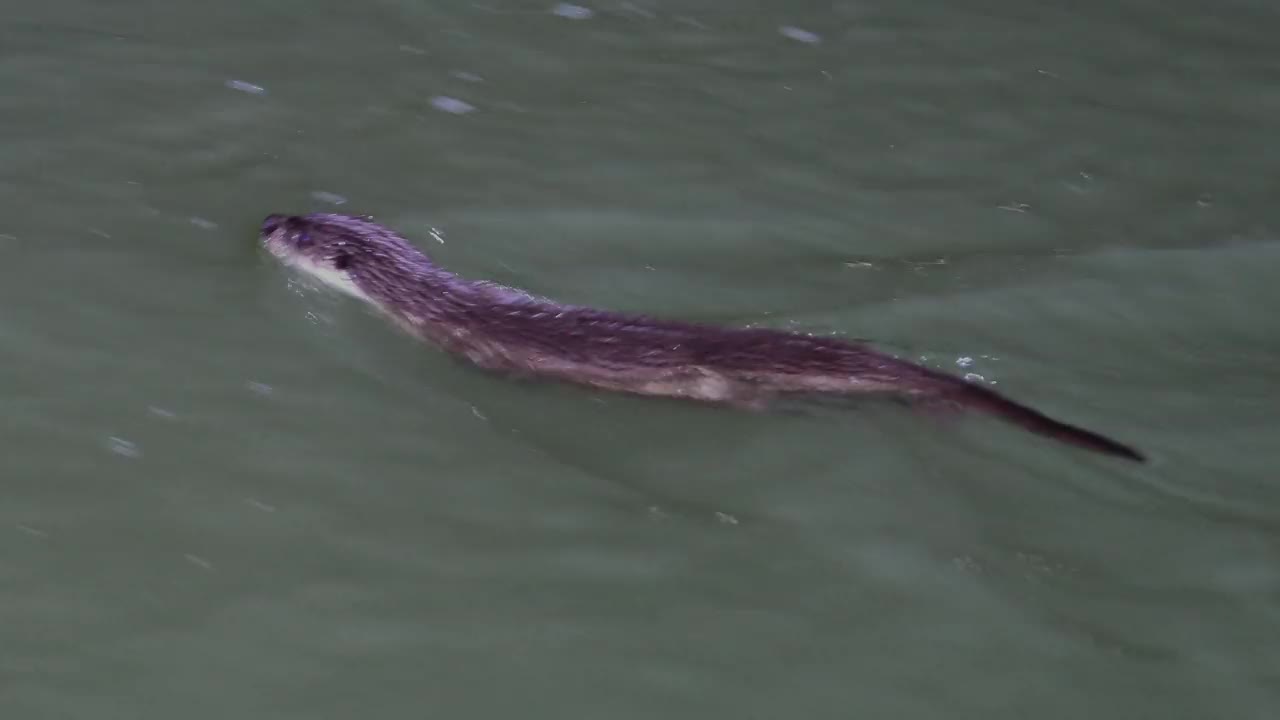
{"left": 260, "top": 213, "right": 1145, "bottom": 462}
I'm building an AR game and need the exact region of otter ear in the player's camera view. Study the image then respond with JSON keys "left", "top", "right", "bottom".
{"left": 333, "top": 251, "right": 353, "bottom": 271}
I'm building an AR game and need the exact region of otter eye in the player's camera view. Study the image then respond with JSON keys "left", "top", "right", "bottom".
{"left": 295, "top": 231, "right": 312, "bottom": 248}
{"left": 333, "top": 252, "right": 352, "bottom": 271}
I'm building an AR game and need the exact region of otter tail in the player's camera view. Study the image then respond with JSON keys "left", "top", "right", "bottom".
{"left": 934, "top": 375, "right": 1145, "bottom": 463}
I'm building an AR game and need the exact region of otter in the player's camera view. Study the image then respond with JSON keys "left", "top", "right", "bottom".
{"left": 259, "top": 212, "right": 1145, "bottom": 463}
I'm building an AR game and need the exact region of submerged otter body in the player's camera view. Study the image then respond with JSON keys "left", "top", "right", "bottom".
{"left": 259, "top": 212, "right": 1145, "bottom": 462}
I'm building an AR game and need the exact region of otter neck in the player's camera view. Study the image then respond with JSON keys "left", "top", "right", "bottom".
{"left": 353, "top": 251, "right": 500, "bottom": 315}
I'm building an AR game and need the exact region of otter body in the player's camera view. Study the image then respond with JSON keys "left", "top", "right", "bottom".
{"left": 260, "top": 212, "right": 1145, "bottom": 462}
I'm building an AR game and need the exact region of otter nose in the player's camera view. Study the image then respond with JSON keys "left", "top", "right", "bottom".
{"left": 261, "top": 214, "right": 289, "bottom": 235}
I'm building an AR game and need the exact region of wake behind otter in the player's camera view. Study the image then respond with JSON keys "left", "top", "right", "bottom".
{"left": 259, "top": 212, "right": 1145, "bottom": 463}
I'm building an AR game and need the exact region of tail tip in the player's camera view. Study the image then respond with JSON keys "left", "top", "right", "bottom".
{"left": 1104, "top": 443, "right": 1146, "bottom": 463}
{"left": 1107, "top": 441, "right": 1147, "bottom": 464}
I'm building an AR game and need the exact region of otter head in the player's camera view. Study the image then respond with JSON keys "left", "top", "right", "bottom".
{"left": 259, "top": 213, "right": 403, "bottom": 302}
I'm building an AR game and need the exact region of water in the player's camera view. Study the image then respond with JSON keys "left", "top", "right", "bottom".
{"left": 3, "top": 1, "right": 1278, "bottom": 717}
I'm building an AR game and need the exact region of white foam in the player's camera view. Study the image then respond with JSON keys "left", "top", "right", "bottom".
{"left": 779, "top": 26, "right": 821, "bottom": 44}
{"left": 430, "top": 96, "right": 475, "bottom": 115}
{"left": 225, "top": 79, "right": 266, "bottom": 95}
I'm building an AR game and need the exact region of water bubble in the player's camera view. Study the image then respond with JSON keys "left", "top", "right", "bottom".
{"left": 956, "top": 356, "right": 974, "bottom": 368}
{"left": 552, "top": 3, "right": 594, "bottom": 20}
{"left": 246, "top": 381, "right": 274, "bottom": 396}
{"left": 619, "top": 3, "right": 655, "bottom": 19}
{"left": 779, "top": 26, "right": 821, "bottom": 44}
{"left": 675, "top": 16, "right": 709, "bottom": 30}
{"left": 450, "top": 70, "right": 484, "bottom": 83}
{"left": 429, "top": 96, "right": 475, "bottom": 115}
{"left": 107, "top": 437, "right": 141, "bottom": 458}
{"left": 963, "top": 372, "right": 987, "bottom": 383}
{"left": 225, "top": 79, "right": 266, "bottom": 95}
{"left": 184, "top": 554, "right": 214, "bottom": 570}
{"left": 189, "top": 217, "right": 217, "bottom": 230}
{"left": 311, "top": 190, "right": 348, "bottom": 205}
{"left": 245, "top": 498, "right": 277, "bottom": 513}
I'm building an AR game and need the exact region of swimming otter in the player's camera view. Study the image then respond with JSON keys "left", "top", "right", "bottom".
{"left": 259, "top": 212, "right": 1145, "bottom": 463}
